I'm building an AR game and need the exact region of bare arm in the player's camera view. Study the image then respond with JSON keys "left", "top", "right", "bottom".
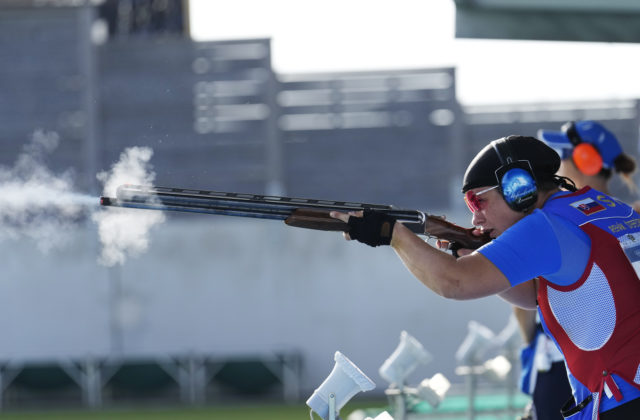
{"left": 503, "top": 278, "right": 539, "bottom": 344}
{"left": 498, "top": 278, "right": 538, "bottom": 309}
{"left": 389, "top": 222, "right": 512, "bottom": 300}
{"left": 439, "top": 238, "right": 539, "bottom": 308}
{"left": 512, "top": 306, "right": 538, "bottom": 344}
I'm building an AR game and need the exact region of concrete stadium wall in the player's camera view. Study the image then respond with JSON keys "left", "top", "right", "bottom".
{"left": 0, "top": 212, "right": 513, "bottom": 398}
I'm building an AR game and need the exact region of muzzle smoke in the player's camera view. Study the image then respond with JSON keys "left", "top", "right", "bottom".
{"left": 1, "top": 130, "right": 165, "bottom": 265}
{"left": 93, "top": 146, "right": 165, "bottom": 266}
{"left": 0, "top": 131, "right": 94, "bottom": 252}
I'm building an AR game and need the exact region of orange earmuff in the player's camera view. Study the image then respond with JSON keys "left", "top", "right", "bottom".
{"left": 572, "top": 143, "right": 603, "bottom": 176}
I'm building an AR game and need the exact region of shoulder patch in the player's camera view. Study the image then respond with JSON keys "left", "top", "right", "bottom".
{"left": 570, "top": 198, "right": 606, "bottom": 215}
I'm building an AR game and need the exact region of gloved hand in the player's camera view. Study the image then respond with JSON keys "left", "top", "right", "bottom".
{"left": 347, "top": 210, "right": 397, "bottom": 247}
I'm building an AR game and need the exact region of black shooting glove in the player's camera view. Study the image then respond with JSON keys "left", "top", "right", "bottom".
{"left": 347, "top": 210, "right": 397, "bottom": 247}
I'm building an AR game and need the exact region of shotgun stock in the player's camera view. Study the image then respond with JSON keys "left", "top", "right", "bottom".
{"left": 100, "top": 185, "right": 490, "bottom": 250}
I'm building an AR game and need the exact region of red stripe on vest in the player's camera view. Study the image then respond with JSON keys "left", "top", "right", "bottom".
{"left": 538, "top": 223, "right": 640, "bottom": 401}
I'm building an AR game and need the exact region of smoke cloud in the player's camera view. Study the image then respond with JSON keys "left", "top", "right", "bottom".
{"left": 93, "top": 147, "right": 165, "bottom": 266}
{"left": 1, "top": 131, "right": 166, "bottom": 266}
{"left": 0, "top": 130, "right": 94, "bottom": 252}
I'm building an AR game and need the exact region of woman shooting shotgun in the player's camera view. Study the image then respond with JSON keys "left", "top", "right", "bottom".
{"left": 511, "top": 121, "right": 639, "bottom": 420}
{"left": 331, "top": 135, "right": 640, "bottom": 420}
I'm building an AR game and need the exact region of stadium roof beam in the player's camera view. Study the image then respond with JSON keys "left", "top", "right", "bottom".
{"left": 454, "top": 0, "right": 640, "bottom": 43}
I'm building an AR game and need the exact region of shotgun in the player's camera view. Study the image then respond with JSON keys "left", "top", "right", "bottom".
{"left": 100, "top": 185, "right": 491, "bottom": 250}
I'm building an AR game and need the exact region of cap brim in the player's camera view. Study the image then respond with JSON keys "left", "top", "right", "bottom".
{"left": 537, "top": 129, "right": 572, "bottom": 159}
{"left": 537, "top": 129, "right": 571, "bottom": 148}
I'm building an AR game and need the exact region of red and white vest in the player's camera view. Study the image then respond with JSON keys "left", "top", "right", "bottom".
{"left": 538, "top": 187, "right": 640, "bottom": 418}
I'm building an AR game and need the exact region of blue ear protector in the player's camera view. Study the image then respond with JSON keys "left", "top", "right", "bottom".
{"left": 491, "top": 138, "right": 538, "bottom": 212}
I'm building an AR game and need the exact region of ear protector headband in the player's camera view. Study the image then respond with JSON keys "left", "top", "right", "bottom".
{"left": 562, "top": 121, "right": 603, "bottom": 176}
{"left": 491, "top": 138, "right": 538, "bottom": 212}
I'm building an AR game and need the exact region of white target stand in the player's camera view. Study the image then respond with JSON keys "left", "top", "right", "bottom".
{"left": 328, "top": 393, "right": 336, "bottom": 420}
{"left": 307, "top": 351, "right": 375, "bottom": 420}
{"left": 379, "top": 331, "right": 450, "bottom": 420}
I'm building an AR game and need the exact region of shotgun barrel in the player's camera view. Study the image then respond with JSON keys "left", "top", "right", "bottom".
{"left": 100, "top": 184, "right": 490, "bottom": 249}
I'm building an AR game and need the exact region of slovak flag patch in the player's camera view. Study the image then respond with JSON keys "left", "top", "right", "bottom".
{"left": 571, "top": 198, "right": 606, "bottom": 215}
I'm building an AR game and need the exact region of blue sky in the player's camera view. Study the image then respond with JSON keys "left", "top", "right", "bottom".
{"left": 190, "top": 0, "right": 640, "bottom": 105}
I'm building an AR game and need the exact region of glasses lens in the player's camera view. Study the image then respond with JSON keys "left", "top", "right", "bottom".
{"left": 464, "top": 190, "right": 480, "bottom": 213}
{"left": 464, "top": 185, "right": 497, "bottom": 213}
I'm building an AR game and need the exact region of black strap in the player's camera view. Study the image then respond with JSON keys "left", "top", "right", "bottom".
{"left": 560, "top": 394, "right": 593, "bottom": 417}
{"left": 347, "top": 210, "right": 396, "bottom": 247}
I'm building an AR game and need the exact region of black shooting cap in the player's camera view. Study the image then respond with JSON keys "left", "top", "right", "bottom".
{"left": 462, "top": 135, "right": 561, "bottom": 193}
